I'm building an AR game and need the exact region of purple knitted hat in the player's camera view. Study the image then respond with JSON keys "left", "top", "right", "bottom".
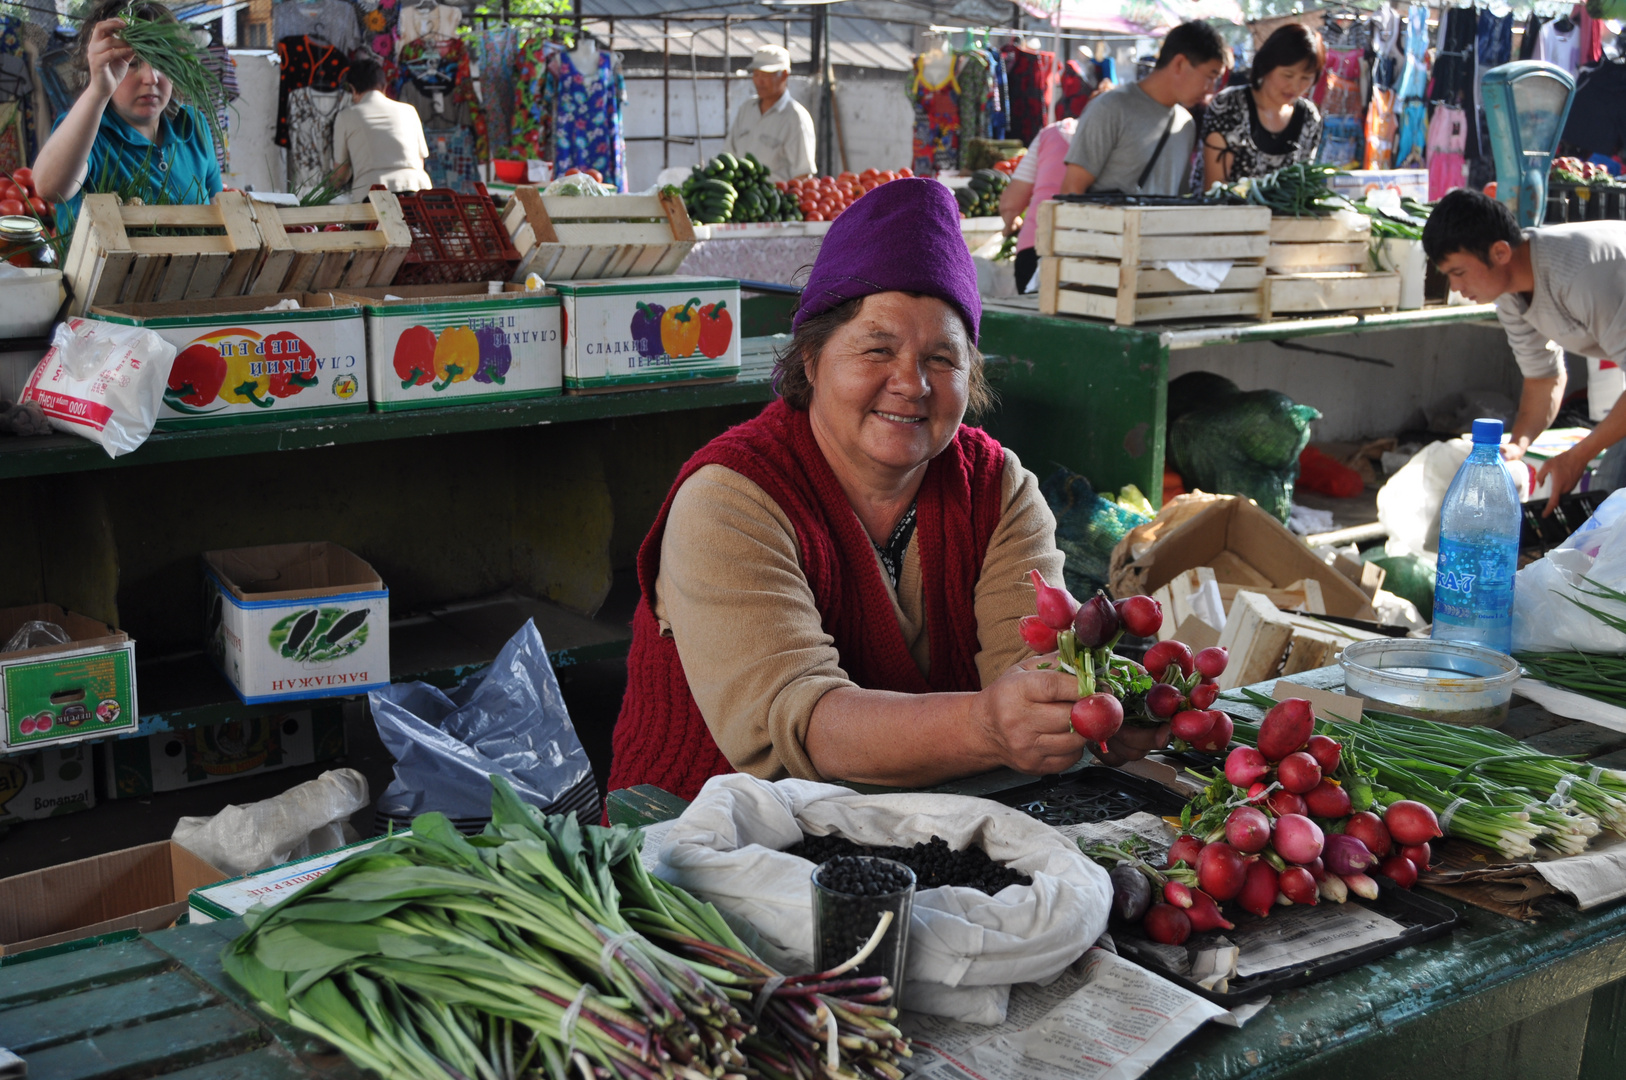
{"left": 793, "top": 177, "right": 982, "bottom": 343}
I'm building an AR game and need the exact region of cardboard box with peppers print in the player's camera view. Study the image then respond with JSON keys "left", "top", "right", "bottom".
{"left": 91, "top": 293, "right": 368, "bottom": 429}
{"left": 552, "top": 275, "right": 740, "bottom": 392}
{"left": 333, "top": 283, "right": 562, "bottom": 410}
{"left": 203, "top": 542, "right": 389, "bottom": 706}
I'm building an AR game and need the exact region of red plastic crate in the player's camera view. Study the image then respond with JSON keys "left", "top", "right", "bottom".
{"left": 393, "top": 184, "right": 521, "bottom": 285}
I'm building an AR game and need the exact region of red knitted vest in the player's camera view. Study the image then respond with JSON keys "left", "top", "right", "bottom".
{"left": 605, "top": 399, "right": 1007, "bottom": 804}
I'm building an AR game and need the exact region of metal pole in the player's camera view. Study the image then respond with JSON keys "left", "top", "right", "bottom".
{"left": 663, "top": 17, "right": 671, "bottom": 171}
{"left": 723, "top": 14, "right": 731, "bottom": 151}
{"left": 816, "top": 7, "right": 833, "bottom": 176}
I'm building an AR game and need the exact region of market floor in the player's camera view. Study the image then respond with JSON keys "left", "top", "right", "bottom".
{"left": 0, "top": 658, "right": 629, "bottom": 879}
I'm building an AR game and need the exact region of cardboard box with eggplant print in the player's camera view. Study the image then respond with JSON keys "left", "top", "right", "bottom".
{"left": 554, "top": 275, "right": 740, "bottom": 392}
{"left": 204, "top": 542, "right": 389, "bottom": 705}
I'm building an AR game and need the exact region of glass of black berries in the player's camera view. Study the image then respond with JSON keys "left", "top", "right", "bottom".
{"left": 811, "top": 855, "right": 916, "bottom": 1007}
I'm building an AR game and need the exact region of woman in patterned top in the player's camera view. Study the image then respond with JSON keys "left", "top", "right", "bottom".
{"left": 1199, "top": 23, "right": 1324, "bottom": 188}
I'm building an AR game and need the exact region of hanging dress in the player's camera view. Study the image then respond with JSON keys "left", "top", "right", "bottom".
{"left": 910, "top": 54, "right": 960, "bottom": 177}
{"left": 1427, "top": 104, "right": 1468, "bottom": 200}
{"left": 552, "top": 47, "right": 626, "bottom": 191}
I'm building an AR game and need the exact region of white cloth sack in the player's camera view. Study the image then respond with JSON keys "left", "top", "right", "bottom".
{"left": 656, "top": 774, "right": 1112, "bottom": 1025}
{"left": 1513, "top": 488, "right": 1626, "bottom": 653}
{"left": 173, "top": 768, "right": 369, "bottom": 876}
{"left": 21, "top": 317, "right": 176, "bottom": 457}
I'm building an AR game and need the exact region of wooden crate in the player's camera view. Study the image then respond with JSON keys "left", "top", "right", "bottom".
{"left": 246, "top": 191, "right": 413, "bottom": 294}
{"left": 64, "top": 192, "right": 262, "bottom": 315}
{"left": 1034, "top": 201, "right": 1272, "bottom": 325}
{"left": 1271, "top": 270, "right": 1401, "bottom": 314}
{"left": 1266, "top": 214, "right": 1372, "bottom": 272}
{"left": 503, "top": 189, "right": 694, "bottom": 281}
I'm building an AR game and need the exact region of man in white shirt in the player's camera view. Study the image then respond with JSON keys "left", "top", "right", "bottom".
{"left": 1424, "top": 188, "right": 1626, "bottom": 513}
{"left": 331, "top": 58, "right": 433, "bottom": 199}
{"left": 725, "top": 45, "right": 816, "bottom": 181}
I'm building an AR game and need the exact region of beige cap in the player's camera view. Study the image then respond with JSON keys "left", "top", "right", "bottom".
{"left": 748, "top": 44, "right": 792, "bottom": 72}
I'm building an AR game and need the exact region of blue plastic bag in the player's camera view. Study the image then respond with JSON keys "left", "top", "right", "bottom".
{"left": 369, "top": 619, "right": 598, "bottom": 828}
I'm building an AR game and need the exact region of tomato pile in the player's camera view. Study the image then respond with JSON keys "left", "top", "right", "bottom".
{"left": 1551, "top": 156, "right": 1615, "bottom": 186}
{"left": 1088, "top": 696, "right": 1447, "bottom": 946}
{"left": 1023, "top": 572, "right": 1233, "bottom": 753}
{"left": 1, "top": 168, "right": 51, "bottom": 225}
{"left": 778, "top": 167, "right": 913, "bottom": 222}
{"left": 560, "top": 166, "right": 604, "bottom": 183}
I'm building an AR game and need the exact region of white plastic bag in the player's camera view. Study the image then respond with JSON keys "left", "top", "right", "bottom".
{"left": 1513, "top": 488, "right": 1626, "bottom": 654}
{"left": 1378, "top": 435, "right": 1531, "bottom": 564}
{"left": 21, "top": 317, "right": 175, "bottom": 457}
{"left": 656, "top": 774, "right": 1112, "bottom": 1025}
{"left": 172, "top": 767, "right": 369, "bottom": 876}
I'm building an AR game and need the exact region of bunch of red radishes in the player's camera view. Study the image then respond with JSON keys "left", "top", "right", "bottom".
{"left": 1023, "top": 572, "right": 1231, "bottom": 755}
{"left": 1119, "top": 697, "right": 1446, "bottom": 946}
{"left": 1141, "top": 638, "right": 1234, "bottom": 753}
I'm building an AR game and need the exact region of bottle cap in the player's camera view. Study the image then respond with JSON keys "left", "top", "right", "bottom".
{"left": 1472, "top": 418, "right": 1504, "bottom": 445}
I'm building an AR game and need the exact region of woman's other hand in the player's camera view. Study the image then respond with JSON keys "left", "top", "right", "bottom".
{"left": 974, "top": 662, "right": 1088, "bottom": 776}
{"left": 86, "top": 19, "right": 134, "bottom": 101}
{"left": 1094, "top": 722, "right": 1173, "bottom": 766}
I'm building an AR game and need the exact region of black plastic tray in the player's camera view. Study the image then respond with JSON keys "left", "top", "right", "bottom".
{"left": 986, "top": 767, "right": 1188, "bottom": 827}
{"left": 1109, "top": 874, "right": 1460, "bottom": 1006}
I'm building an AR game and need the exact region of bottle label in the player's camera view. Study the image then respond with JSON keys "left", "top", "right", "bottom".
{"left": 1433, "top": 537, "right": 1516, "bottom": 627}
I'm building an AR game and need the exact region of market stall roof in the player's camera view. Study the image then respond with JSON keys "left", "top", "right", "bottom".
{"left": 1052, "top": 0, "right": 1246, "bottom": 32}
{"left": 581, "top": 0, "right": 1015, "bottom": 71}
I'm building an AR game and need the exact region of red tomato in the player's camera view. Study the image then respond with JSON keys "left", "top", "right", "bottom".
{"left": 898, "top": 167, "right": 914, "bottom": 177}
{"left": 803, "top": 211, "right": 824, "bottom": 221}
{"left": 27, "top": 196, "right": 47, "bottom": 219}
{"left": 11, "top": 167, "right": 31, "bottom": 192}
{"left": 0, "top": 185, "right": 23, "bottom": 204}
{"left": 837, "top": 171, "right": 857, "bottom": 183}
{"left": 879, "top": 171, "right": 896, "bottom": 182}
{"left": 0, "top": 199, "right": 25, "bottom": 216}
{"left": 586, "top": 168, "right": 603, "bottom": 182}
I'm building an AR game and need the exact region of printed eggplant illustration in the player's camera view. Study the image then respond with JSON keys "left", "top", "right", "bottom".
{"left": 269, "top": 606, "right": 371, "bottom": 663}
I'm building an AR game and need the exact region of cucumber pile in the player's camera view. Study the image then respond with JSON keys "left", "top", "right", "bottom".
{"left": 680, "top": 152, "right": 803, "bottom": 225}
{"left": 955, "top": 169, "right": 1009, "bottom": 218}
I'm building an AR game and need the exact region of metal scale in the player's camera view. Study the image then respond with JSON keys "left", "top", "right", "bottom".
{"left": 1481, "top": 60, "right": 1577, "bottom": 226}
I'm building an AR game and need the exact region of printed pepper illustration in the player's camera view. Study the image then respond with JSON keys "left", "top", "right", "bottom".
{"left": 269, "top": 605, "right": 370, "bottom": 663}
{"left": 474, "top": 323, "right": 511, "bottom": 384}
{"left": 218, "top": 329, "right": 274, "bottom": 408}
{"left": 660, "top": 298, "right": 704, "bottom": 358}
{"left": 166, "top": 342, "right": 228, "bottom": 409}
{"left": 394, "top": 325, "right": 438, "bottom": 389}
{"left": 432, "top": 326, "right": 479, "bottom": 391}
{"left": 262, "top": 331, "right": 320, "bottom": 399}
{"left": 697, "top": 300, "right": 733, "bottom": 359}
{"left": 630, "top": 302, "right": 665, "bottom": 358}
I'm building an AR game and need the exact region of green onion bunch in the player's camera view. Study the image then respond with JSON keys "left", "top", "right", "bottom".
{"left": 227, "top": 777, "right": 912, "bottom": 1080}
{"left": 1228, "top": 691, "right": 1626, "bottom": 859}
{"left": 114, "top": 5, "right": 226, "bottom": 148}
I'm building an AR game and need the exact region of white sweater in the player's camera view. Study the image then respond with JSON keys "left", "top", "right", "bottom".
{"left": 1496, "top": 222, "right": 1626, "bottom": 378}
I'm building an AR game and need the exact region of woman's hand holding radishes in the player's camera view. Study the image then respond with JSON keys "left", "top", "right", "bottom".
{"left": 1025, "top": 571, "right": 1234, "bottom": 755}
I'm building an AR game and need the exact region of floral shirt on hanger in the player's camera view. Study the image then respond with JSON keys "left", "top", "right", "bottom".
{"left": 277, "top": 36, "right": 348, "bottom": 147}
{"left": 551, "top": 47, "right": 625, "bottom": 190}
{"left": 510, "top": 35, "right": 553, "bottom": 161}
{"left": 474, "top": 26, "right": 519, "bottom": 160}
{"left": 910, "top": 54, "right": 960, "bottom": 176}
{"left": 397, "top": 36, "right": 487, "bottom": 160}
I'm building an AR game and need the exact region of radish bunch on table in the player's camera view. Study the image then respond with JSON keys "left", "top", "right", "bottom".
{"left": 1024, "top": 573, "right": 1233, "bottom": 755}
{"left": 1089, "top": 697, "right": 1444, "bottom": 944}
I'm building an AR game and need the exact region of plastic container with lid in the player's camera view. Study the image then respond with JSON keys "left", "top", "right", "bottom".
{"left": 1339, "top": 637, "right": 1522, "bottom": 727}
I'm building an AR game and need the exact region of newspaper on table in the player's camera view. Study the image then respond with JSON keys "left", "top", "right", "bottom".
{"left": 1529, "top": 830, "right": 1626, "bottom": 910}
{"left": 900, "top": 948, "right": 1261, "bottom": 1080}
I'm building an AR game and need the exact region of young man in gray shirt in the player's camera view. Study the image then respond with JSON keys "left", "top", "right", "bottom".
{"left": 1423, "top": 189, "right": 1626, "bottom": 514}
{"left": 1060, "top": 21, "right": 1230, "bottom": 197}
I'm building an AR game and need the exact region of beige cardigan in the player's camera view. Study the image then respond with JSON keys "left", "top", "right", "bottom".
{"left": 652, "top": 447, "right": 1063, "bottom": 781}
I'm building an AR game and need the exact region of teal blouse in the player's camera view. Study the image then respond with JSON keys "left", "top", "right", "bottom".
{"left": 53, "top": 104, "right": 222, "bottom": 233}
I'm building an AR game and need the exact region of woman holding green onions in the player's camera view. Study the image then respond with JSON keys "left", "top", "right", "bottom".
{"left": 33, "top": 0, "right": 221, "bottom": 233}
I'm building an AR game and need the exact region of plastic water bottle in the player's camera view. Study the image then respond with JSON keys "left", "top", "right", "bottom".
{"left": 1432, "top": 418, "right": 1521, "bottom": 654}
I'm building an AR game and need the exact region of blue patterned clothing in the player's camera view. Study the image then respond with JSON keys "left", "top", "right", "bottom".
{"left": 551, "top": 47, "right": 625, "bottom": 191}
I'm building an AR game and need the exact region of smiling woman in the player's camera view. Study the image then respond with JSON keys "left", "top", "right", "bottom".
{"left": 605, "top": 179, "right": 1168, "bottom": 807}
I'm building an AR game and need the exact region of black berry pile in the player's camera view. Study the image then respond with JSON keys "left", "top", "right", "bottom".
{"left": 789, "top": 833, "right": 1033, "bottom": 895}
{"left": 814, "top": 855, "right": 916, "bottom": 896}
